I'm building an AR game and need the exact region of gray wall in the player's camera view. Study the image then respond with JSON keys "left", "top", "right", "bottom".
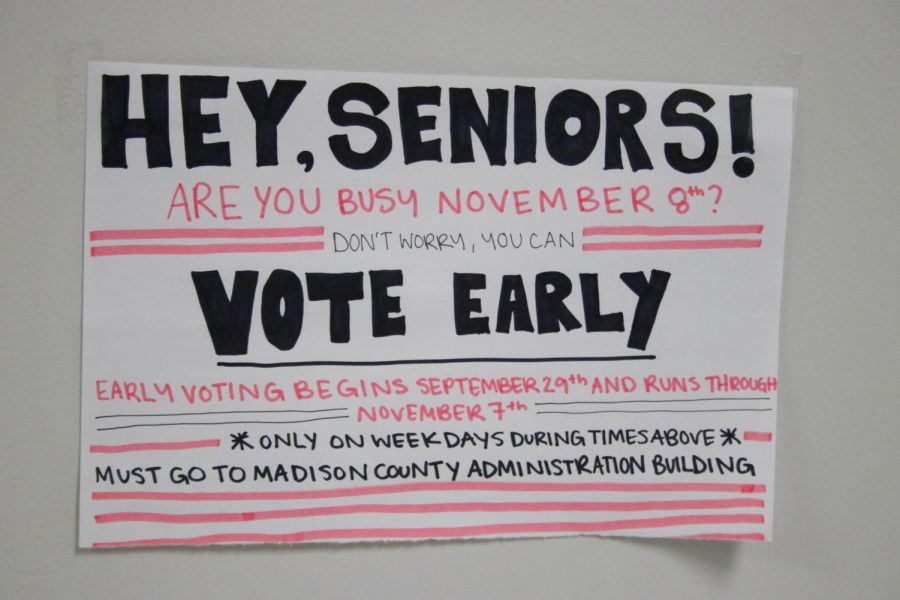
{"left": 1, "top": 1, "right": 898, "bottom": 597}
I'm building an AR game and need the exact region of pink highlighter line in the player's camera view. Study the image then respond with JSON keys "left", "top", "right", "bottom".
{"left": 89, "top": 439, "right": 220, "bottom": 453}
{"left": 95, "top": 497, "right": 765, "bottom": 524}
{"left": 582, "top": 239, "right": 762, "bottom": 251}
{"left": 90, "top": 241, "right": 324, "bottom": 256}
{"left": 582, "top": 225, "right": 763, "bottom": 236}
{"left": 743, "top": 431, "right": 774, "bottom": 442}
{"left": 92, "top": 481, "right": 766, "bottom": 502}
{"left": 90, "top": 226, "right": 325, "bottom": 241}
{"left": 92, "top": 513, "right": 765, "bottom": 548}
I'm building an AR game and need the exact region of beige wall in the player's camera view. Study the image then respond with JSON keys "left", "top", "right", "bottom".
{"left": 1, "top": 1, "right": 898, "bottom": 597}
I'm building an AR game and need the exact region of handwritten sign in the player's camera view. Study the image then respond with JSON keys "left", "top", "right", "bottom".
{"left": 80, "top": 62, "right": 793, "bottom": 547}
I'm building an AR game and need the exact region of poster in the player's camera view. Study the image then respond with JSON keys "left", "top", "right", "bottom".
{"left": 80, "top": 62, "right": 793, "bottom": 548}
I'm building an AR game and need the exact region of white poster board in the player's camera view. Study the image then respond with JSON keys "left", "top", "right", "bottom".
{"left": 80, "top": 62, "right": 793, "bottom": 547}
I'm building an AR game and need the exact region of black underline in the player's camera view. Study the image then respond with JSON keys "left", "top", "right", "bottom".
{"left": 533, "top": 397, "right": 771, "bottom": 406}
{"left": 95, "top": 408, "right": 347, "bottom": 419}
{"left": 537, "top": 408, "right": 774, "bottom": 415}
{"left": 96, "top": 415, "right": 349, "bottom": 431}
{"left": 218, "top": 355, "right": 656, "bottom": 368}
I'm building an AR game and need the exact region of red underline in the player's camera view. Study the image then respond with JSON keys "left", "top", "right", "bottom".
{"left": 89, "top": 439, "right": 220, "bottom": 453}
{"left": 583, "top": 239, "right": 762, "bottom": 251}
{"left": 95, "top": 498, "right": 765, "bottom": 524}
{"left": 90, "top": 241, "right": 325, "bottom": 256}
{"left": 92, "top": 481, "right": 766, "bottom": 502}
{"left": 582, "top": 225, "right": 763, "bottom": 236}
{"left": 90, "top": 227, "right": 324, "bottom": 241}
{"left": 92, "top": 513, "right": 765, "bottom": 547}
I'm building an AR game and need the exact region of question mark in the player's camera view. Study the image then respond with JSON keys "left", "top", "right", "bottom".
{"left": 708, "top": 184, "right": 723, "bottom": 213}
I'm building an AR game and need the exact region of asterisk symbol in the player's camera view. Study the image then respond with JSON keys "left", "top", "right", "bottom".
{"left": 230, "top": 431, "right": 254, "bottom": 450}
{"left": 720, "top": 428, "right": 740, "bottom": 446}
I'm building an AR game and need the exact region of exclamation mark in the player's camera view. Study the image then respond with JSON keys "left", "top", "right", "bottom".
{"left": 729, "top": 94, "right": 755, "bottom": 178}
